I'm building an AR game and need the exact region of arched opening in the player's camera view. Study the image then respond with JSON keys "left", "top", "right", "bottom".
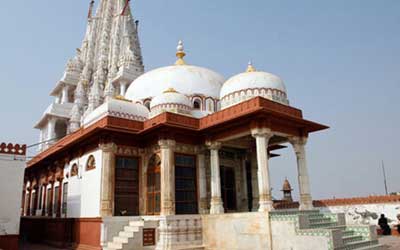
{"left": 70, "top": 163, "right": 78, "bottom": 177}
{"left": 143, "top": 99, "right": 151, "bottom": 110}
{"left": 86, "top": 155, "right": 96, "bottom": 171}
{"left": 193, "top": 99, "right": 201, "bottom": 110}
{"left": 147, "top": 154, "right": 161, "bottom": 215}
{"left": 54, "top": 120, "right": 67, "bottom": 139}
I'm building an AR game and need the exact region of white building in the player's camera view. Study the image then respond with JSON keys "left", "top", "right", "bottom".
{"left": 21, "top": 1, "right": 385, "bottom": 250}
{"left": 0, "top": 143, "right": 26, "bottom": 250}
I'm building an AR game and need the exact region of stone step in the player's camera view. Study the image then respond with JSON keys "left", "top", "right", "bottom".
{"left": 352, "top": 244, "right": 385, "bottom": 250}
{"left": 124, "top": 225, "right": 140, "bottom": 232}
{"left": 343, "top": 230, "right": 356, "bottom": 237}
{"left": 129, "top": 220, "right": 145, "bottom": 227}
{"left": 113, "top": 236, "right": 129, "bottom": 244}
{"left": 119, "top": 230, "right": 135, "bottom": 238}
{"left": 309, "top": 217, "right": 333, "bottom": 223}
{"left": 103, "top": 247, "right": 120, "bottom": 250}
{"left": 336, "top": 240, "right": 379, "bottom": 250}
{"left": 343, "top": 235, "right": 364, "bottom": 244}
{"left": 108, "top": 241, "right": 123, "bottom": 249}
{"left": 309, "top": 221, "right": 338, "bottom": 228}
{"left": 175, "top": 245, "right": 206, "bottom": 250}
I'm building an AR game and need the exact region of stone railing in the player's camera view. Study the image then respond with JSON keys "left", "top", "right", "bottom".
{"left": 0, "top": 143, "right": 26, "bottom": 156}
{"left": 156, "top": 215, "right": 202, "bottom": 250}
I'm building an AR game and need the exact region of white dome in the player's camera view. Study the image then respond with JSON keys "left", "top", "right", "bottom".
{"left": 125, "top": 41, "right": 224, "bottom": 101}
{"left": 150, "top": 88, "right": 191, "bottom": 109}
{"left": 149, "top": 88, "right": 192, "bottom": 118}
{"left": 83, "top": 98, "right": 149, "bottom": 127}
{"left": 125, "top": 65, "right": 224, "bottom": 101}
{"left": 220, "top": 63, "right": 289, "bottom": 109}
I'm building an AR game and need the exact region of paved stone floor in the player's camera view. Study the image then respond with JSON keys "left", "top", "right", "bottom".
{"left": 18, "top": 237, "right": 400, "bottom": 250}
{"left": 379, "top": 236, "right": 400, "bottom": 250}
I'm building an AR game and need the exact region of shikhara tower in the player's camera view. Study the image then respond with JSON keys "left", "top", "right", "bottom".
{"left": 35, "top": 0, "right": 144, "bottom": 151}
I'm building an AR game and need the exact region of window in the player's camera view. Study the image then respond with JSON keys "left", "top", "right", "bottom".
{"left": 38, "top": 186, "right": 43, "bottom": 210}
{"left": 62, "top": 183, "right": 68, "bottom": 215}
{"left": 193, "top": 99, "right": 201, "bottom": 110}
{"left": 175, "top": 154, "right": 197, "bottom": 214}
{"left": 71, "top": 163, "right": 78, "bottom": 177}
{"left": 143, "top": 100, "right": 151, "bottom": 110}
{"left": 86, "top": 155, "right": 96, "bottom": 171}
{"left": 46, "top": 187, "right": 52, "bottom": 215}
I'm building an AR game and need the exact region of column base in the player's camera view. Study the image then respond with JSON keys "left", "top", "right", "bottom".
{"left": 299, "top": 194, "right": 313, "bottom": 210}
{"left": 199, "top": 199, "right": 209, "bottom": 214}
{"left": 258, "top": 200, "right": 274, "bottom": 212}
{"left": 210, "top": 198, "right": 224, "bottom": 214}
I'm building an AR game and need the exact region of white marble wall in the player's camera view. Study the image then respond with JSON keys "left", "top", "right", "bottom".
{"left": 0, "top": 153, "right": 25, "bottom": 235}
{"left": 321, "top": 203, "right": 400, "bottom": 226}
{"left": 65, "top": 149, "right": 103, "bottom": 218}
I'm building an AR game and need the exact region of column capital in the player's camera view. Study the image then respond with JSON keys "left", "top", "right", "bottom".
{"left": 288, "top": 136, "right": 308, "bottom": 153}
{"left": 194, "top": 145, "right": 207, "bottom": 154}
{"left": 99, "top": 142, "right": 117, "bottom": 153}
{"left": 158, "top": 139, "right": 176, "bottom": 149}
{"left": 251, "top": 128, "right": 274, "bottom": 139}
{"left": 205, "top": 141, "right": 221, "bottom": 150}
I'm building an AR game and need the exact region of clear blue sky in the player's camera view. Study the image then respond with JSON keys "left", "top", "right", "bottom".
{"left": 0, "top": 1, "right": 399, "bottom": 199}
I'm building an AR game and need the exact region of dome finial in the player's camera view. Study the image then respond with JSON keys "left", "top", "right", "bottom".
{"left": 175, "top": 40, "right": 187, "bottom": 65}
{"left": 246, "top": 61, "right": 256, "bottom": 72}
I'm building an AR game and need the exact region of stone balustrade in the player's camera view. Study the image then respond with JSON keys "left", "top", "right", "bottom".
{"left": 156, "top": 215, "right": 202, "bottom": 250}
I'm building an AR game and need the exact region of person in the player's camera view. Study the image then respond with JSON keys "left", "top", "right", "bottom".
{"left": 397, "top": 214, "right": 400, "bottom": 234}
{"left": 378, "top": 214, "right": 391, "bottom": 235}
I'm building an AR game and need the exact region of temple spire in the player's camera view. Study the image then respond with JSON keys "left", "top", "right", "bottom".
{"left": 88, "top": 1, "right": 95, "bottom": 19}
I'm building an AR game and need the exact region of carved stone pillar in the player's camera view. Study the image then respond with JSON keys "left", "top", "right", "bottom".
{"left": 159, "top": 139, "right": 176, "bottom": 216}
{"left": 99, "top": 143, "right": 117, "bottom": 216}
{"left": 250, "top": 150, "right": 259, "bottom": 211}
{"left": 206, "top": 141, "right": 224, "bottom": 214}
{"left": 289, "top": 137, "right": 313, "bottom": 210}
{"left": 61, "top": 84, "right": 69, "bottom": 104}
{"left": 196, "top": 147, "right": 208, "bottom": 214}
{"left": 251, "top": 128, "right": 274, "bottom": 212}
{"left": 47, "top": 118, "right": 56, "bottom": 145}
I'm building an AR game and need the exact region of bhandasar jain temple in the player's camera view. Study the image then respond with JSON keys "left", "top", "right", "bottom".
{"left": 19, "top": 1, "right": 386, "bottom": 250}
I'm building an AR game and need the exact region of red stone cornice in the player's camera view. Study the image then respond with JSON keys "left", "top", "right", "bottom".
{"left": 27, "top": 96, "right": 328, "bottom": 168}
{"left": 0, "top": 143, "right": 26, "bottom": 156}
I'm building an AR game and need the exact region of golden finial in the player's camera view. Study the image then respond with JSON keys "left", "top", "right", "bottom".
{"left": 175, "top": 40, "right": 187, "bottom": 65}
{"left": 163, "top": 87, "right": 178, "bottom": 93}
{"left": 114, "top": 95, "right": 132, "bottom": 102}
{"left": 246, "top": 61, "right": 256, "bottom": 72}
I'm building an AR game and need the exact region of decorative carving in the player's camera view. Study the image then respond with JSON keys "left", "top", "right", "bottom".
{"left": 86, "top": 155, "right": 96, "bottom": 171}
{"left": 70, "top": 163, "right": 79, "bottom": 177}
{"left": 0, "top": 143, "right": 26, "bottom": 156}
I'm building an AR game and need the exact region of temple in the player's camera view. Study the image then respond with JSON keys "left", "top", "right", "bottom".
{"left": 20, "top": 1, "right": 385, "bottom": 250}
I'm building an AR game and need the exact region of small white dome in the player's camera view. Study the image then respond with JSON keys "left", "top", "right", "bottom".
{"left": 125, "top": 41, "right": 225, "bottom": 101}
{"left": 150, "top": 88, "right": 191, "bottom": 109}
{"left": 83, "top": 98, "right": 149, "bottom": 127}
{"left": 150, "top": 88, "right": 192, "bottom": 117}
{"left": 220, "top": 63, "right": 289, "bottom": 109}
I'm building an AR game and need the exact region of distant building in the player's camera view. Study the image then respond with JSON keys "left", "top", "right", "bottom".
{"left": 281, "top": 178, "right": 293, "bottom": 202}
{"left": 0, "top": 143, "right": 26, "bottom": 250}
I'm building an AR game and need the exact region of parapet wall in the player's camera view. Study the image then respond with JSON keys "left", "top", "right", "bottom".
{"left": 275, "top": 195, "right": 400, "bottom": 226}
